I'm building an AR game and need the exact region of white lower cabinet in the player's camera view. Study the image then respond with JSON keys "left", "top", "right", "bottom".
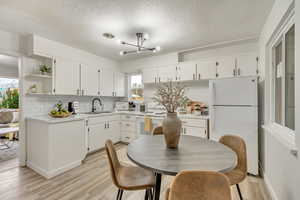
{"left": 182, "top": 126, "right": 207, "bottom": 138}
{"left": 87, "top": 115, "right": 120, "bottom": 152}
{"left": 88, "top": 122, "right": 107, "bottom": 152}
{"left": 120, "top": 115, "right": 137, "bottom": 143}
{"left": 26, "top": 119, "right": 86, "bottom": 179}
{"left": 181, "top": 118, "right": 208, "bottom": 139}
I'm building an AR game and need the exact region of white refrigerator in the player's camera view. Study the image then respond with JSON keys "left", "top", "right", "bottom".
{"left": 209, "top": 76, "right": 258, "bottom": 175}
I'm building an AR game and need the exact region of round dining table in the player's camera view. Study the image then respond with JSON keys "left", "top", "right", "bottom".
{"left": 127, "top": 135, "right": 237, "bottom": 200}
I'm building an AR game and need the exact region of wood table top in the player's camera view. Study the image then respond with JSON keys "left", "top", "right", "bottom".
{"left": 127, "top": 135, "right": 237, "bottom": 176}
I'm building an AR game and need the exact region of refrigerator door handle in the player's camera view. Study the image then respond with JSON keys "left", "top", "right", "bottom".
{"left": 209, "top": 82, "right": 215, "bottom": 106}
{"left": 211, "top": 106, "right": 215, "bottom": 131}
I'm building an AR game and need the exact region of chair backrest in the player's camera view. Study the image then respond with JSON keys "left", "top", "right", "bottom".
{"left": 219, "top": 135, "right": 247, "bottom": 175}
{"left": 105, "top": 140, "right": 121, "bottom": 187}
{"left": 167, "top": 171, "right": 232, "bottom": 200}
{"left": 152, "top": 126, "right": 163, "bottom": 135}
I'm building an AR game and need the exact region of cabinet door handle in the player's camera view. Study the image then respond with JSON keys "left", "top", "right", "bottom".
{"left": 238, "top": 68, "right": 241, "bottom": 76}
{"left": 76, "top": 89, "right": 80, "bottom": 95}
{"left": 107, "top": 123, "right": 109, "bottom": 129}
{"left": 233, "top": 69, "right": 236, "bottom": 76}
{"left": 82, "top": 89, "right": 84, "bottom": 96}
{"left": 193, "top": 74, "right": 195, "bottom": 80}
{"left": 104, "top": 123, "right": 106, "bottom": 129}
{"left": 198, "top": 73, "right": 201, "bottom": 80}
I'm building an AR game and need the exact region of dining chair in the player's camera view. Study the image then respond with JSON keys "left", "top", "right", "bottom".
{"left": 152, "top": 126, "right": 163, "bottom": 135}
{"left": 165, "top": 171, "right": 232, "bottom": 200}
{"left": 219, "top": 135, "right": 247, "bottom": 200}
{"left": 105, "top": 140, "right": 155, "bottom": 200}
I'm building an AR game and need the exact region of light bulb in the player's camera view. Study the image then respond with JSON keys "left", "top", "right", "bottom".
{"left": 155, "top": 46, "right": 161, "bottom": 52}
{"left": 117, "top": 39, "right": 125, "bottom": 44}
{"left": 120, "top": 51, "right": 125, "bottom": 56}
{"left": 152, "top": 49, "right": 157, "bottom": 53}
{"left": 143, "top": 33, "right": 150, "bottom": 40}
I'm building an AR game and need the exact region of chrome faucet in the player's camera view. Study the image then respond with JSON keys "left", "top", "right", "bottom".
{"left": 92, "top": 97, "right": 103, "bottom": 112}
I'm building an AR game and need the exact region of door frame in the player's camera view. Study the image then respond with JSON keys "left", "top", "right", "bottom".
{"left": 0, "top": 49, "right": 25, "bottom": 166}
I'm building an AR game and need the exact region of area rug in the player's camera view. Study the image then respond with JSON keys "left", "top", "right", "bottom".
{"left": 0, "top": 140, "right": 18, "bottom": 162}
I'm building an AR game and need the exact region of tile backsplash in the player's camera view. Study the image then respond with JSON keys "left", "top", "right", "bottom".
{"left": 23, "top": 95, "right": 121, "bottom": 117}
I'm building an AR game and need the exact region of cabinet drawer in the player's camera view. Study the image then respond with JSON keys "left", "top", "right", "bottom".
{"left": 121, "top": 121, "right": 136, "bottom": 132}
{"left": 88, "top": 115, "right": 120, "bottom": 125}
{"left": 182, "top": 126, "right": 208, "bottom": 139}
{"left": 181, "top": 119, "right": 207, "bottom": 128}
{"left": 120, "top": 115, "right": 136, "bottom": 121}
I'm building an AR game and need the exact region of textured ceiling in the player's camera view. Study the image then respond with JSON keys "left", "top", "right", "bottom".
{"left": 0, "top": 0, "right": 274, "bottom": 60}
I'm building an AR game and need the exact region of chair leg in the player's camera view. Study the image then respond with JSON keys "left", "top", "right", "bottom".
{"left": 116, "top": 189, "right": 124, "bottom": 200}
{"left": 148, "top": 188, "right": 153, "bottom": 200}
{"left": 116, "top": 189, "right": 120, "bottom": 200}
{"left": 236, "top": 184, "right": 243, "bottom": 200}
{"left": 119, "top": 189, "right": 124, "bottom": 200}
{"left": 145, "top": 189, "right": 149, "bottom": 200}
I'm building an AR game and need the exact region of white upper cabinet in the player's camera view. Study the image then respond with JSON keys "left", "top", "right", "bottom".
{"left": 27, "top": 35, "right": 54, "bottom": 58}
{"left": 142, "top": 68, "right": 158, "bottom": 83}
{"left": 158, "top": 66, "right": 177, "bottom": 82}
{"left": 53, "top": 57, "right": 80, "bottom": 95}
{"left": 114, "top": 72, "right": 125, "bottom": 97}
{"left": 80, "top": 64, "right": 99, "bottom": 96}
{"left": 235, "top": 54, "right": 259, "bottom": 77}
{"left": 196, "top": 60, "right": 217, "bottom": 80}
{"left": 177, "top": 62, "right": 197, "bottom": 81}
{"left": 100, "top": 68, "right": 114, "bottom": 96}
{"left": 142, "top": 66, "right": 177, "bottom": 83}
{"left": 216, "top": 56, "right": 236, "bottom": 78}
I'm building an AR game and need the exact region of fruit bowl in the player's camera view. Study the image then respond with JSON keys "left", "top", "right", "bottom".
{"left": 48, "top": 112, "right": 71, "bottom": 118}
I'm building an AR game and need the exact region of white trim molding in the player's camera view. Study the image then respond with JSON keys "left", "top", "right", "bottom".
{"left": 262, "top": 124, "right": 297, "bottom": 157}
{"left": 263, "top": 172, "right": 279, "bottom": 200}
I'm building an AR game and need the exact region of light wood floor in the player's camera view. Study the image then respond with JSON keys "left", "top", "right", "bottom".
{"left": 0, "top": 144, "right": 271, "bottom": 200}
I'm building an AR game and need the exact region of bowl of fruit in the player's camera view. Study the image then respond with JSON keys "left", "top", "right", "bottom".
{"left": 49, "top": 101, "right": 71, "bottom": 118}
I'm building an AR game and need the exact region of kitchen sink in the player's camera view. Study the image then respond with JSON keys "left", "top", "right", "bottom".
{"left": 83, "top": 111, "right": 112, "bottom": 114}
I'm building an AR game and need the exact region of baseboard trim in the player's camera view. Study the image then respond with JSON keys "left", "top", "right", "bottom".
{"left": 262, "top": 171, "right": 279, "bottom": 200}
{"left": 27, "top": 160, "right": 82, "bottom": 179}
{"left": 27, "top": 161, "right": 51, "bottom": 178}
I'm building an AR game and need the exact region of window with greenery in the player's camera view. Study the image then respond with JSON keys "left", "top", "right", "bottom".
{"left": 272, "top": 23, "right": 295, "bottom": 131}
{"left": 0, "top": 78, "right": 19, "bottom": 109}
{"left": 129, "top": 74, "right": 144, "bottom": 101}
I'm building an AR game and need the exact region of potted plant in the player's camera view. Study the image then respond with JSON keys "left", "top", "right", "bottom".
{"left": 152, "top": 81, "right": 189, "bottom": 148}
{"left": 39, "top": 64, "right": 51, "bottom": 75}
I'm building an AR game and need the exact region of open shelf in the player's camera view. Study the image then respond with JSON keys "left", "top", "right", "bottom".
{"left": 25, "top": 74, "right": 52, "bottom": 79}
{"left": 26, "top": 92, "right": 53, "bottom": 96}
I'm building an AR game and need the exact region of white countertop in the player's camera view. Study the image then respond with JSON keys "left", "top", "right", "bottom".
{"left": 27, "top": 111, "right": 209, "bottom": 124}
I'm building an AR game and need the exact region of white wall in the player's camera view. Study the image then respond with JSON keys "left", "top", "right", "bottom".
{"left": 0, "top": 29, "right": 20, "bottom": 56}
{"left": 143, "top": 81, "right": 209, "bottom": 104}
{"left": 0, "top": 65, "right": 18, "bottom": 78}
{"left": 181, "top": 40, "right": 258, "bottom": 61}
{"left": 120, "top": 52, "right": 179, "bottom": 73}
{"left": 259, "top": 0, "right": 300, "bottom": 199}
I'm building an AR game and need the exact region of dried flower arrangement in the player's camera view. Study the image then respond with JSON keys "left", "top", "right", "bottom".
{"left": 152, "top": 81, "right": 189, "bottom": 113}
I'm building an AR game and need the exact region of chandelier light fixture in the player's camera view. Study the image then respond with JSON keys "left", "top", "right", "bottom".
{"left": 117, "top": 33, "right": 161, "bottom": 56}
